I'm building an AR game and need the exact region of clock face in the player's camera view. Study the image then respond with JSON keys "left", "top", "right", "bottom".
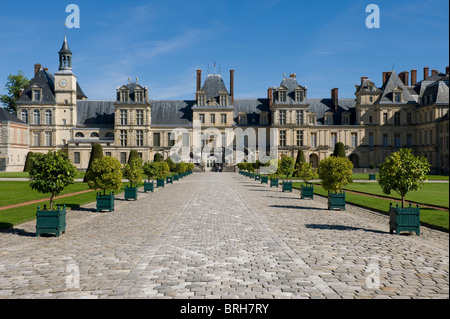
{"left": 59, "top": 79, "right": 68, "bottom": 88}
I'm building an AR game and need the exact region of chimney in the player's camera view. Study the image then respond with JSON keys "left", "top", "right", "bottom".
{"left": 290, "top": 73, "right": 296, "bottom": 79}
{"left": 423, "top": 66, "right": 429, "bottom": 80}
{"left": 331, "top": 88, "right": 339, "bottom": 111}
{"left": 382, "top": 72, "right": 388, "bottom": 84}
{"left": 196, "top": 69, "right": 202, "bottom": 92}
{"left": 399, "top": 71, "right": 409, "bottom": 86}
{"left": 230, "top": 69, "right": 234, "bottom": 104}
{"left": 360, "top": 76, "right": 368, "bottom": 85}
{"left": 34, "top": 63, "right": 42, "bottom": 76}
{"left": 268, "top": 87, "right": 273, "bottom": 108}
{"left": 431, "top": 69, "right": 437, "bottom": 76}
{"left": 411, "top": 69, "right": 417, "bottom": 85}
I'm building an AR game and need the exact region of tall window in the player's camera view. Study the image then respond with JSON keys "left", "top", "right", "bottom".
{"left": 199, "top": 114, "right": 205, "bottom": 124}
{"left": 279, "top": 130, "right": 286, "bottom": 147}
{"left": 279, "top": 90, "right": 287, "bottom": 102}
{"left": 45, "top": 132, "right": 52, "bottom": 146}
{"left": 394, "top": 112, "right": 400, "bottom": 125}
{"left": 221, "top": 114, "right": 227, "bottom": 124}
{"left": 407, "top": 133, "right": 412, "bottom": 147}
{"left": 394, "top": 133, "right": 401, "bottom": 147}
{"left": 135, "top": 90, "right": 143, "bottom": 102}
{"left": 296, "top": 110, "right": 304, "bottom": 125}
{"left": 325, "top": 114, "right": 333, "bottom": 125}
{"left": 330, "top": 133, "right": 337, "bottom": 147}
{"left": 33, "top": 110, "right": 40, "bottom": 125}
{"left": 120, "top": 91, "right": 128, "bottom": 102}
{"left": 407, "top": 112, "right": 412, "bottom": 124}
{"left": 21, "top": 110, "right": 28, "bottom": 124}
{"left": 210, "top": 114, "right": 216, "bottom": 124}
{"left": 33, "top": 89, "right": 41, "bottom": 102}
{"left": 310, "top": 133, "right": 317, "bottom": 147}
{"left": 369, "top": 132, "right": 374, "bottom": 147}
{"left": 33, "top": 132, "right": 40, "bottom": 146}
{"left": 45, "top": 110, "right": 52, "bottom": 125}
{"left": 351, "top": 133, "right": 357, "bottom": 147}
{"left": 394, "top": 92, "right": 402, "bottom": 102}
{"left": 74, "top": 152, "right": 80, "bottom": 164}
{"left": 279, "top": 110, "right": 286, "bottom": 125}
{"left": 383, "top": 113, "right": 388, "bottom": 124}
{"left": 136, "top": 110, "right": 144, "bottom": 125}
{"left": 383, "top": 133, "right": 388, "bottom": 147}
{"left": 120, "top": 130, "right": 127, "bottom": 146}
{"left": 120, "top": 110, "right": 127, "bottom": 125}
{"left": 296, "top": 130, "right": 304, "bottom": 147}
{"left": 136, "top": 130, "right": 144, "bottom": 147}
{"left": 153, "top": 133, "right": 160, "bottom": 147}
{"left": 295, "top": 90, "right": 303, "bottom": 102}
{"left": 120, "top": 152, "right": 127, "bottom": 164}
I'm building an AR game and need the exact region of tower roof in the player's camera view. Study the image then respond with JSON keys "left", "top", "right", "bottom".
{"left": 59, "top": 36, "right": 72, "bottom": 55}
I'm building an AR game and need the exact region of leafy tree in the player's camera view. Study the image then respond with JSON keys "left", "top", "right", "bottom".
{"left": 332, "top": 142, "right": 346, "bottom": 158}
{"left": 154, "top": 153, "right": 162, "bottom": 162}
{"left": 317, "top": 156, "right": 353, "bottom": 193}
{"left": 128, "top": 150, "right": 140, "bottom": 164}
{"left": 123, "top": 157, "right": 143, "bottom": 187}
{"left": 156, "top": 161, "right": 170, "bottom": 179}
{"left": 0, "top": 71, "right": 29, "bottom": 116}
{"left": 278, "top": 156, "right": 295, "bottom": 179}
{"left": 175, "top": 162, "right": 186, "bottom": 175}
{"left": 143, "top": 161, "right": 159, "bottom": 182}
{"left": 23, "top": 151, "right": 34, "bottom": 172}
{"left": 29, "top": 151, "right": 77, "bottom": 210}
{"left": 297, "top": 162, "right": 317, "bottom": 184}
{"left": 165, "top": 157, "right": 176, "bottom": 172}
{"left": 84, "top": 143, "right": 103, "bottom": 182}
{"left": 86, "top": 156, "right": 123, "bottom": 196}
{"left": 378, "top": 148, "right": 430, "bottom": 208}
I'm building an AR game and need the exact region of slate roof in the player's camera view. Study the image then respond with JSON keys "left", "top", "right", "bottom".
{"left": 306, "top": 98, "right": 357, "bottom": 125}
{"left": 271, "top": 76, "right": 307, "bottom": 106}
{"left": 200, "top": 74, "right": 231, "bottom": 104}
{"left": 233, "top": 99, "right": 270, "bottom": 125}
{"left": 377, "top": 70, "right": 416, "bottom": 104}
{"left": 76, "top": 100, "right": 115, "bottom": 127}
{"left": 0, "top": 107, "right": 26, "bottom": 124}
{"left": 149, "top": 100, "right": 194, "bottom": 126}
{"left": 17, "top": 69, "right": 56, "bottom": 104}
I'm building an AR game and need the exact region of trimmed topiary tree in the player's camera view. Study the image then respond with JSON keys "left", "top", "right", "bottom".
{"left": 157, "top": 161, "right": 170, "bottom": 179}
{"left": 29, "top": 151, "right": 78, "bottom": 210}
{"left": 128, "top": 150, "right": 140, "bottom": 164}
{"left": 317, "top": 156, "right": 353, "bottom": 193}
{"left": 154, "top": 153, "right": 162, "bottom": 162}
{"left": 123, "top": 157, "right": 143, "bottom": 188}
{"left": 23, "top": 151, "right": 34, "bottom": 172}
{"left": 294, "top": 149, "right": 306, "bottom": 177}
{"left": 143, "top": 161, "right": 159, "bottom": 182}
{"left": 84, "top": 143, "right": 103, "bottom": 182}
{"left": 86, "top": 156, "right": 123, "bottom": 195}
{"left": 279, "top": 156, "right": 295, "bottom": 179}
{"left": 165, "top": 157, "right": 176, "bottom": 172}
{"left": 332, "top": 142, "right": 346, "bottom": 158}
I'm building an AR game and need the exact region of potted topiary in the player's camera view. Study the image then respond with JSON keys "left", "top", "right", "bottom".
{"left": 86, "top": 156, "right": 123, "bottom": 212}
{"left": 29, "top": 151, "right": 77, "bottom": 236}
{"left": 297, "top": 162, "right": 317, "bottom": 199}
{"left": 142, "top": 161, "right": 158, "bottom": 193}
{"left": 123, "top": 157, "right": 143, "bottom": 200}
{"left": 317, "top": 156, "right": 353, "bottom": 210}
{"left": 156, "top": 161, "right": 170, "bottom": 188}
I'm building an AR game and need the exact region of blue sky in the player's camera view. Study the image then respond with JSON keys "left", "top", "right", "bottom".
{"left": 0, "top": 0, "right": 448, "bottom": 102}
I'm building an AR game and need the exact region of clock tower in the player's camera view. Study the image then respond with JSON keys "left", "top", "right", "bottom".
{"left": 54, "top": 36, "right": 78, "bottom": 146}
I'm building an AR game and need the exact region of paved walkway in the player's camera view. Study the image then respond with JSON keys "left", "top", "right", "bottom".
{"left": 0, "top": 173, "right": 448, "bottom": 299}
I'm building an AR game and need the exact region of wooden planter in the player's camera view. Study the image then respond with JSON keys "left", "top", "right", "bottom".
{"left": 173, "top": 174, "right": 179, "bottom": 181}
{"left": 282, "top": 181, "right": 293, "bottom": 192}
{"left": 96, "top": 192, "right": 115, "bottom": 212}
{"left": 36, "top": 205, "right": 66, "bottom": 237}
{"left": 144, "top": 181, "right": 154, "bottom": 193}
{"left": 389, "top": 203, "right": 420, "bottom": 236}
{"left": 166, "top": 176, "right": 173, "bottom": 184}
{"left": 157, "top": 179, "right": 165, "bottom": 187}
{"left": 369, "top": 174, "right": 377, "bottom": 180}
{"left": 254, "top": 174, "right": 261, "bottom": 181}
{"left": 261, "top": 176, "right": 268, "bottom": 184}
{"left": 249, "top": 173, "right": 254, "bottom": 179}
{"left": 270, "top": 178, "right": 279, "bottom": 187}
{"left": 124, "top": 186, "right": 138, "bottom": 201}
{"left": 301, "top": 184, "right": 314, "bottom": 199}
{"left": 328, "top": 192, "right": 346, "bottom": 210}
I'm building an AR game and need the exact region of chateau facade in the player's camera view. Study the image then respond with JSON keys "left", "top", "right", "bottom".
{"left": 1, "top": 37, "right": 448, "bottom": 173}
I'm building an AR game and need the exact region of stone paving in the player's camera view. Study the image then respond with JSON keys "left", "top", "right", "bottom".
{"left": 0, "top": 173, "right": 448, "bottom": 299}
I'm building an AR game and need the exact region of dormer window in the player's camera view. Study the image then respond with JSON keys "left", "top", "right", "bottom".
{"left": 135, "top": 90, "right": 143, "bottom": 102}
{"left": 219, "top": 92, "right": 227, "bottom": 106}
{"left": 325, "top": 113, "right": 333, "bottom": 125}
{"left": 394, "top": 92, "right": 402, "bottom": 102}
{"left": 32, "top": 89, "right": 42, "bottom": 102}
{"left": 342, "top": 113, "right": 351, "bottom": 125}
{"left": 278, "top": 90, "right": 287, "bottom": 103}
{"left": 295, "top": 89, "right": 304, "bottom": 102}
{"left": 238, "top": 112, "right": 247, "bottom": 125}
{"left": 120, "top": 90, "right": 128, "bottom": 102}
{"left": 197, "top": 91, "right": 206, "bottom": 106}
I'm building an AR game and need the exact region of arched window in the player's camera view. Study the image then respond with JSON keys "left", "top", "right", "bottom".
{"left": 105, "top": 132, "right": 114, "bottom": 139}
{"left": 33, "top": 110, "right": 40, "bottom": 125}
{"left": 90, "top": 132, "right": 100, "bottom": 138}
{"left": 75, "top": 132, "right": 84, "bottom": 138}
{"left": 45, "top": 110, "right": 52, "bottom": 125}
{"left": 21, "top": 110, "right": 28, "bottom": 124}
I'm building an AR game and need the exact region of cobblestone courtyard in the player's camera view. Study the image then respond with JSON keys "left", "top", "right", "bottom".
{"left": 0, "top": 173, "right": 448, "bottom": 299}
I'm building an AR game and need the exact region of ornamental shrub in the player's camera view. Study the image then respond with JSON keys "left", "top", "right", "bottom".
{"left": 317, "top": 156, "right": 353, "bottom": 193}
{"left": 86, "top": 156, "right": 123, "bottom": 195}
{"left": 84, "top": 143, "right": 103, "bottom": 182}
{"left": 279, "top": 156, "right": 295, "bottom": 179}
{"left": 143, "top": 161, "right": 159, "bottom": 182}
{"left": 23, "top": 151, "right": 34, "bottom": 172}
{"left": 332, "top": 142, "right": 346, "bottom": 158}
{"left": 123, "top": 157, "right": 143, "bottom": 187}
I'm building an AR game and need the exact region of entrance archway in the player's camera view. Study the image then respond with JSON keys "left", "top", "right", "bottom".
{"left": 349, "top": 153, "right": 360, "bottom": 168}
{"left": 309, "top": 153, "right": 319, "bottom": 168}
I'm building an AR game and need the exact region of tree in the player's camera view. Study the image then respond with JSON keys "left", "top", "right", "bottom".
{"left": 176, "top": 162, "right": 186, "bottom": 175}
{"left": 294, "top": 149, "right": 306, "bottom": 177}
{"left": 23, "top": 151, "right": 34, "bottom": 172}
{"left": 143, "top": 161, "right": 159, "bottom": 182}
{"left": 378, "top": 148, "right": 430, "bottom": 208}
{"left": 278, "top": 156, "right": 295, "bottom": 179}
{"left": 165, "top": 157, "right": 176, "bottom": 172}
{"left": 86, "top": 156, "right": 123, "bottom": 196}
{"left": 154, "top": 153, "right": 162, "bottom": 162}
{"left": 84, "top": 143, "right": 103, "bottom": 182}
{"left": 332, "top": 142, "right": 346, "bottom": 158}
{"left": 156, "top": 161, "right": 170, "bottom": 179}
{"left": 297, "top": 162, "right": 317, "bottom": 184}
{"left": 123, "top": 157, "right": 143, "bottom": 187}
{"left": 29, "top": 151, "right": 77, "bottom": 210}
{"left": 317, "top": 156, "right": 353, "bottom": 193}
{"left": 128, "top": 150, "right": 140, "bottom": 164}
{"left": 0, "top": 71, "right": 29, "bottom": 116}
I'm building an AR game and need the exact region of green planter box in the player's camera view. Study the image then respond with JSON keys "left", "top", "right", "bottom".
{"left": 261, "top": 176, "right": 268, "bottom": 184}
{"left": 389, "top": 203, "right": 420, "bottom": 236}
{"left": 301, "top": 184, "right": 314, "bottom": 199}
{"left": 254, "top": 174, "right": 261, "bottom": 181}
{"left": 249, "top": 173, "right": 254, "bottom": 179}
{"left": 282, "top": 181, "right": 293, "bottom": 192}
{"left": 157, "top": 179, "right": 165, "bottom": 187}
{"left": 166, "top": 176, "right": 173, "bottom": 184}
{"left": 369, "top": 174, "right": 376, "bottom": 180}
{"left": 144, "top": 181, "right": 154, "bottom": 193}
{"left": 124, "top": 186, "right": 138, "bottom": 201}
{"left": 96, "top": 192, "right": 115, "bottom": 212}
{"left": 36, "top": 205, "right": 66, "bottom": 237}
{"left": 173, "top": 174, "right": 179, "bottom": 181}
{"left": 328, "top": 192, "right": 346, "bottom": 210}
{"left": 270, "top": 178, "right": 279, "bottom": 187}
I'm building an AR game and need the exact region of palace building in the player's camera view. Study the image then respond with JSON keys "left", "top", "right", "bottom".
{"left": 1, "top": 37, "right": 448, "bottom": 173}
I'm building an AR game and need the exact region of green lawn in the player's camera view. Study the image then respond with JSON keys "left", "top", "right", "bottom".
{"left": 0, "top": 171, "right": 86, "bottom": 179}
{"left": 293, "top": 182, "right": 449, "bottom": 231}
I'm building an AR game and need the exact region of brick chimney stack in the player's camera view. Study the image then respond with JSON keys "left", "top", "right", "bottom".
{"left": 399, "top": 71, "right": 409, "bottom": 86}
{"left": 34, "top": 63, "right": 42, "bottom": 76}
{"left": 331, "top": 88, "right": 339, "bottom": 111}
{"left": 431, "top": 69, "right": 437, "bottom": 76}
{"left": 230, "top": 69, "right": 234, "bottom": 104}
{"left": 382, "top": 72, "right": 388, "bottom": 85}
{"left": 361, "top": 76, "right": 368, "bottom": 85}
{"left": 411, "top": 69, "right": 417, "bottom": 85}
{"left": 423, "top": 66, "right": 429, "bottom": 80}
{"left": 268, "top": 87, "right": 273, "bottom": 108}
{"left": 196, "top": 69, "right": 202, "bottom": 92}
